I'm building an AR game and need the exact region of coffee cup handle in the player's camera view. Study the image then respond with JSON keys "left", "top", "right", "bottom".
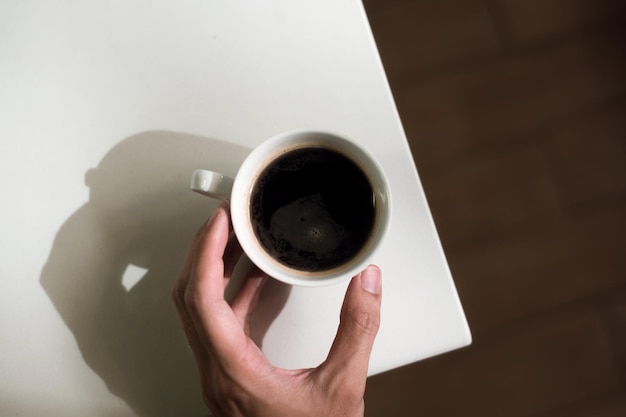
{"left": 190, "top": 169, "right": 234, "bottom": 201}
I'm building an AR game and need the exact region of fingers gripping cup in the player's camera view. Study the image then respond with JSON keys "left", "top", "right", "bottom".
{"left": 191, "top": 130, "right": 391, "bottom": 286}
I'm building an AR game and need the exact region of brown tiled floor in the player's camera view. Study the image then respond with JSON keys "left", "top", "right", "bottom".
{"left": 362, "top": 1, "right": 626, "bottom": 416}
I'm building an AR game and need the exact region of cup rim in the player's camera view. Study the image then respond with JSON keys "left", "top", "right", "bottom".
{"left": 231, "top": 129, "right": 391, "bottom": 286}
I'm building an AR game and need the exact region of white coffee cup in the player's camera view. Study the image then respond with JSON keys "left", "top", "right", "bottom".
{"left": 190, "top": 129, "right": 391, "bottom": 286}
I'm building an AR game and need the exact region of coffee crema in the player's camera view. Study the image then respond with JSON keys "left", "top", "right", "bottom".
{"left": 250, "top": 146, "right": 376, "bottom": 272}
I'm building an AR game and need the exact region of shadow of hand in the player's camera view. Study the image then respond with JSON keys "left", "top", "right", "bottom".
{"left": 40, "top": 131, "right": 287, "bottom": 416}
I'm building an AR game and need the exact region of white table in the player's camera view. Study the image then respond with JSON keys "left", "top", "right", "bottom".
{"left": 0, "top": 1, "right": 470, "bottom": 416}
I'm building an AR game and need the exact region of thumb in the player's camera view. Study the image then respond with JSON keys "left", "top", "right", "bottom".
{"left": 323, "top": 265, "right": 382, "bottom": 379}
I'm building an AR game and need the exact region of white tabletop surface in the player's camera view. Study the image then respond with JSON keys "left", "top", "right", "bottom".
{"left": 0, "top": 1, "right": 470, "bottom": 415}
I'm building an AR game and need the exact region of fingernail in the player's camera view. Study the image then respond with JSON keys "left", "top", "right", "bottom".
{"left": 206, "top": 202, "right": 226, "bottom": 227}
{"left": 206, "top": 209, "right": 218, "bottom": 226}
{"left": 361, "top": 265, "right": 381, "bottom": 295}
{"left": 218, "top": 200, "right": 230, "bottom": 212}
{"left": 257, "top": 274, "right": 269, "bottom": 290}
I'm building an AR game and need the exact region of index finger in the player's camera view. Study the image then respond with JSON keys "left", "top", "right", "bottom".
{"left": 184, "top": 204, "right": 252, "bottom": 359}
{"left": 186, "top": 203, "right": 231, "bottom": 310}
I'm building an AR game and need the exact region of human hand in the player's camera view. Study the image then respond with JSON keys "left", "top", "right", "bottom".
{"left": 172, "top": 203, "right": 382, "bottom": 417}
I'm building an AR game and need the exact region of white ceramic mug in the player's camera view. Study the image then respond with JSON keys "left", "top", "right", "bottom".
{"left": 190, "top": 129, "right": 391, "bottom": 286}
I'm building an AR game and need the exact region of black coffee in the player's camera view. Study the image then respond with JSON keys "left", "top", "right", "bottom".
{"left": 250, "top": 146, "right": 376, "bottom": 272}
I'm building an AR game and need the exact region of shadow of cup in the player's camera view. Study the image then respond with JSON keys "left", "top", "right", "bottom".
{"left": 40, "top": 131, "right": 290, "bottom": 417}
